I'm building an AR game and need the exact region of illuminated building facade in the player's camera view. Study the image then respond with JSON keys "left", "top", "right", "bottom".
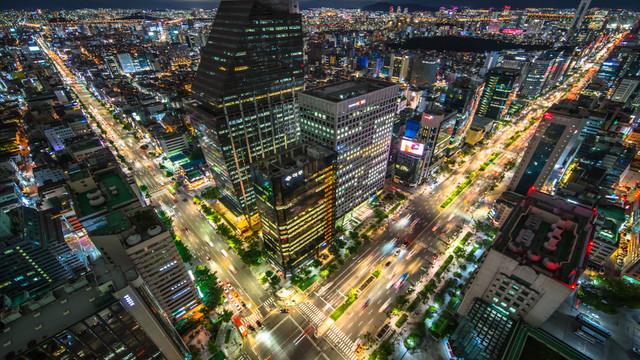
{"left": 189, "top": 0, "right": 303, "bottom": 222}
{"left": 508, "top": 105, "right": 586, "bottom": 195}
{"left": 251, "top": 143, "right": 335, "bottom": 277}
{"left": 457, "top": 190, "right": 595, "bottom": 328}
{"left": 88, "top": 207, "right": 200, "bottom": 322}
{"left": 394, "top": 110, "right": 457, "bottom": 186}
{"left": 298, "top": 78, "right": 399, "bottom": 218}
{"left": 475, "top": 67, "right": 520, "bottom": 120}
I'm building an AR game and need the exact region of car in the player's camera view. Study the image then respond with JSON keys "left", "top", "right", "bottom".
{"left": 216, "top": 279, "right": 223, "bottom": 286}
{"left": 256, "top": 320, "right": 263, "bottom": 328}
{"left": 224, "top": 288, "right": 229, "bottom": 294}
{"left": 432, "top": 225, "right": 438, "bottom": 232}
{"left": 394, "top": 249, "right": 401, "bottom": 256}
{"left": 248, "top": 325, "right": 256, "bottom": 331}
{"left": 229, "top": 265, "right": 237, "bottom": 274}
{"left": 384, "top": 261, "right": 392, "bottom": 268}
{"left": 355, "top": 344, "right": 364, "bottom": 355}
{"left": 361, "top": 299, "right": 371, "bottom": 311}
{"left": 227, "top": 294, "right": 234, "bottom": 301}
{"left": 233, "top": 292, "right": 239, "bottom": 299}
{"left": 242, "top": 302, "right": 247, "bottom": 308}
{"left": 431, "top": 254, "right": 439, "bottom": 259}
{"left": 226, "top": 283, "right": 232, "bottom": 290}
{"left": 633, "top": 347, "right": 640, "bottom": 355}
{"left": 205, "top": 255, "right": 211, "bottom": 261}
{"left": 280, "top": 308, "right": 290, "bottom": 313}
{"left": 221, "top": 250, "right": 229, "bottom": 257}
{"left": 234, "top": 303, "right": 241, "bottom": 310}
{"left": 401, "top": 241, "right": 409, "bottom": 248}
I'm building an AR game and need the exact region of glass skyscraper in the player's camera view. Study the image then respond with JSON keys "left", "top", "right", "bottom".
{"left": 190, "top": 0, "right": 304, "bottom": 223}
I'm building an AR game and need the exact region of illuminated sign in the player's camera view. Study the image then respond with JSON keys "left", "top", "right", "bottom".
{"left": 123, "top": 294, "right": 135, "bottom": 307}
{"left": 400, "top": 139, "right": 425, "bottom": 156}
{"left": 284, "top": 170, "right": 303, "bottom": 182}
{"left": 28, "top": 46, "right": 40, "bottom": 52}
{"left": 543, "top": 112, "right": 553, "bottom": 120}
{"left": 348, "top": 99, "right": 366, "bottom": 108}
{"left": 502, "top": 28, "right": 524, "bottom": 34}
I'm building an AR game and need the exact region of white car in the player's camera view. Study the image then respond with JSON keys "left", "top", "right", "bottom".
{"left": 234, "top": 302, "right": 241, "bottom": 310}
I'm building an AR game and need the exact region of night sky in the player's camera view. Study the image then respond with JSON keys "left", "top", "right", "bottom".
{"left": 3, "top": 0, "right": 639, "bottom": 12}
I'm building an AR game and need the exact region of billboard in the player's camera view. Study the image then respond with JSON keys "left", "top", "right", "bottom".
{"left": 400, "top": 139, "right": 425, "bottom": 156}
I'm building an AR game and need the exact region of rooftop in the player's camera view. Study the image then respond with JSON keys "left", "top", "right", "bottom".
{"left": 301, "top": 78, "right": 396, "bottom": 102}
{"left": 72, "top": 168, "right": 138, "bottom": 219}
{"left": 254, "top": 142, "right": 335, "bottom": 179}
{"left": 493, "top": 190, "right": 595, "bottom": 286}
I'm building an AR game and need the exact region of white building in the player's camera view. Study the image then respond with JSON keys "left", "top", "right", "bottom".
{"left": 458, "top": 190, "right": 595, "bottom": 328}
{"left": 298, "top": 79, "right": 399, "bottom": 218}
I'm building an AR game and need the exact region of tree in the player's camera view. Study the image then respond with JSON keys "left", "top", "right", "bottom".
{"left": 335, "top": 225, "right": 346, "bottom": 233}
{"left": 219, "top": 309, "right": 233, "bottom": 323}
{"left": 207, "top": 340, "right": 219, "bottom": 355}
{"left": 190, "top": 147, "right": 204, "bottom": 160}
{"left": 218, "top": 224, "right": 232, "bottom": 238}
{"left": 201, "top": 187, "right": 221, "bottom": 201}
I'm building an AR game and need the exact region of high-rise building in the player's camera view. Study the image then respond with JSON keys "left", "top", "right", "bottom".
{"left": 475, "top": 67, "right": 520, "bottom": 120}
{"left": 0, "top": 259, "right": 190, "bottom": 360}
{"left": 0, "top": 207, "right": 85, "bottom": 304}
{"left": 410, "top": 58, "right": 439, "bottom": 87}
{"left": 251, "top": 143, "right": 335, "bottom": 276}
{"left": 88, "top": 207, "right": 200, "bottom": 322}
{"left": 457, "top": 190, "right": 596, "bottom": 328}
{"left": 298, "top": 78, "right": 399, "bottom": 218}
{"left": 189, "top": 0, "right": 303, "bottom": 223}
{"left": 508, "top": 104, "right": 587, "bottom": 195}
{"left": 519, "top": 53, "right": 557, "bottom": 97}
{"left": 565, "top": 0, "right": 592, "bottom": 41}
{"left": 394, "top": 110, "right": 457, "bottom": 186}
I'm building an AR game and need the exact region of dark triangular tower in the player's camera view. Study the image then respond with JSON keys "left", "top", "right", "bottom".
{"left": 190, "top": 0, "right": 303, "bottom": 224}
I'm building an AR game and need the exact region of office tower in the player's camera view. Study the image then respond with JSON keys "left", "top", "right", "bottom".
{"left": 519, "top": 53, "right": 556, "bottom": 97}
{"left": 566, "top": 0, "right": 591, "bottom": 40}
{"left": 479, "top": 51, "right": 502, "bottom": 77}
{"left": 0, "top": 207, "right": 85, "bottom": 304}
{"left": 394, "top": 110, "right": 457, "bottom": 186}
{"left": 410, "top": 58, "right": 439, "bottom": 87}
{"left": 88, "top": 207, "right": 200, "bottom": 322}
{"left": 0, "top": 259, "right": 190, "bottom": 359}
{"left": 508, "top": 105, "right": 587, "bottom": 195}
{"left": 457, "top": 190, "right": 595, "bottom": 328}
{"left": 251, "top": 143, "right": 335, "bottom": 276}
{"left": 611, "top": 77, "right": 640, "bottom": 104}
{"left": 298, "top": 78, "right": 399, "bottom": 218}
{"left": 475, "top": 67, "right": 520, "bottom": 120}
{"left": 442, "top": 77, "right": 483, "bottom": 149}
{"left": 189, "top": 0, "right": 303, "bottom": 224}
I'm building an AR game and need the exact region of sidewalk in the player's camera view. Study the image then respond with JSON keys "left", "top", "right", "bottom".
{"left": 217, "top": 322, "right": 243, "bottom": 359}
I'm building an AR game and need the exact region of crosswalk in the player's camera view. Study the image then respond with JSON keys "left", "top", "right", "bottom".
{"left": 297, "top": 302, "right": 357, "bottom": 360}
{"left": 262, "top": 297, "right": 276, "bottom": 312}
{"left": 242, "top": 308, "right": 263, "bottom": 328}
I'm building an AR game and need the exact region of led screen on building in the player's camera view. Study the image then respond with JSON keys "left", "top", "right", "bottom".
{"left": 400, "top": 139, "right": 425, "bottom": 156}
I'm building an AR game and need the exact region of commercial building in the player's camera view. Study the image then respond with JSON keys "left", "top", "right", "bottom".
{"left": 457, "top": 190, "right": 596, "bottom": 328}
{"left": 519, "top": 53, "right": 556, "bottom": 97}
{"left": 394, "top": 110, "right": 457, "bottom": 186}
{"left": 251, "top": 143, "right": 335, "bottom": 276}
{"left": 0, "top": 259, "right": 190, "bottom": 360}
{"left": 189, "top": 0, "right": 303, "bottom": 223}
{"left": 298, "top": 78, "right": 399, "bottom": 218}
{"left": 508, "top": 105, "right": 587, "bottom": 195}
{"left": 565, "top": 0, "right": 591, "bottom": 40}
{"left": 0, "top": 207, "right": 83, "bottom": 304}
{"left": 410, "top": 58, "right": 439, "bottom": 87}
{"left": 88, "top": 207, "right": 200, "bottom": 322}
{"left": 475, "top": 67, "right": 520, "bottom": 120}
{"left": 158, "top": 132, "right": 188, "bottom": 158}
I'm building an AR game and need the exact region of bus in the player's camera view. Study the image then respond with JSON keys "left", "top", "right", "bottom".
{"left": 575, "top": 313, "right": 611, "bottom": 340}
{"left": 579, "top": 326, "right": 607, "bottom": 344}
{"left": 233, "top": 316, "right": 248, "bottom": 337}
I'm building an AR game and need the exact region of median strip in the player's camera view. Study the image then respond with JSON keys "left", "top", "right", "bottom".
{"left": 330, "top": 289, "right": 358, "bottom": 321}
